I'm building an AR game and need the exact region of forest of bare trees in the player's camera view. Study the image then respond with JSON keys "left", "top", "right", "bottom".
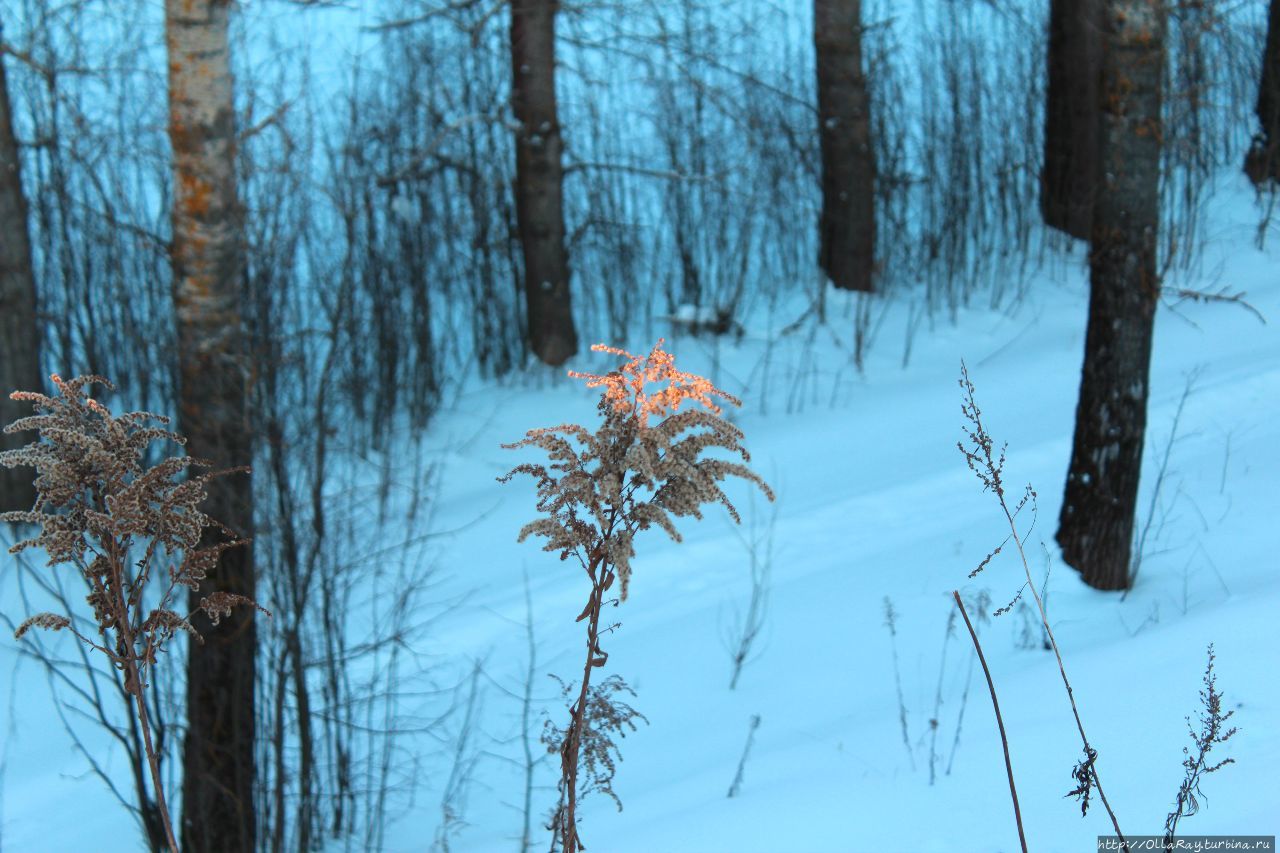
{"left": 0, "top": 0, "right": 1273, "bottom": 849}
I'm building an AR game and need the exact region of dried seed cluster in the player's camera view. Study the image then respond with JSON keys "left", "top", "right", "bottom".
{"left": 501, "top": 340, "right": 774, "bottom": 600}
{"left": 541, "top": 674, "right": 647, "bottom": 816}
{"left": 1, "top": 374, "right": 264, "bottom": 679}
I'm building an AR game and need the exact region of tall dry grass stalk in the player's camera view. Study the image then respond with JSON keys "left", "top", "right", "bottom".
{"left": 956, "top": 362, "right": 1127, "bottom": 850}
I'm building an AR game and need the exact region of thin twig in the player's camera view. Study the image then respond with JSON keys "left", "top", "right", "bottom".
{"left": 726, "top": 715, "right": 761, "bottom": 798}
{"left": 883, "top": 598, "right": 916, "bottom": 771}
{"left": 1165, "top": 287, "right": 1266, "bottom": 324}
{"left": 952, "top": 591, "right": 1027, "bottom": 853}
{"left": 1128, "top": 371, "right": 1197, "bottom": 595}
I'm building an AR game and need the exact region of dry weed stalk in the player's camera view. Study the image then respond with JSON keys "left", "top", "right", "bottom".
{"left": 1163, "top": 644, "right": 1237, "bottom": 848}
{"left": 0, "top": 375, "right": 266, "bottom": 853}
{"left": 957, "top": 362, "right": 1128, "bottom": 850}
{"left": 952, "top": 591, "right": 1026, "bottom": 853}
{"left": 501, "top": 340, "right": 773, "bottom": 852}
{"left": 725, "top": 493, "right": 775, "bottom": 690}
{"left": 882, "top": 597, "right": 917, "bottom": 771}
{"left": 725, "top": 713, "right": 761, "bottom": 799}
{"left": 946, "top": 588, "right": 991, "bottom": 776}
{"left": 540, "top": 673, "right": 647, "bottom": 842}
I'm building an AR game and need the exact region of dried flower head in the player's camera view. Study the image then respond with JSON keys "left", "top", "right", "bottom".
{"left": 501, "top": 340, "right": 773, "bottom": 601}
{"left": 0, "top": 374, "right": 267, "bottom": 659}
{"left": 568, "top": 340, "right": 739, "bottom": 427}
{"left": 1163, "top": 644, "right": 1238, "bottom": 845}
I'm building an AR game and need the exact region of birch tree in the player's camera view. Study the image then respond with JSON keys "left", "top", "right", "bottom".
{"left": 165, "top": 0, "right": 257, "bottom": 848}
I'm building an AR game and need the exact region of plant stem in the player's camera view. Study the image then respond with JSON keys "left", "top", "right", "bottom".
{"left": 108, "top": 533, "right": 178, "bottom": 853}
{"left": 953, "top": 591, "right": 1027, "bottom": 853}
{"left": 563, "top": 550, "right": 609, "bottom": 853}
{"left": 1001, "top": 504, "right": 1126, "bottom": 849}
{"left": 520, "top": 572, "right": 537, "bottom": 853}
{"left": 129, "top": 658, "right": 179, "bottom": 853}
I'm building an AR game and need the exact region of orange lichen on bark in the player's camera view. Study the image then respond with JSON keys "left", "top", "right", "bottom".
{"left": 177, "top": 171, "right": 214, "bottom": 218}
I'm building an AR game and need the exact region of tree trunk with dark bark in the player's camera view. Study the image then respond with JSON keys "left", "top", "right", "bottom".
{"left": 511, "top": 0, "right": 577, "bottom": 366}
{"left": 1041, "top": 0, "right": 1103, "bottom": 240}
{"left": 1245, "top": 0, "right": 1280, "bottom": 185}
{"left": 1057, "top": 0, "right": 1165, "bottom": 592}
{"left": 814, "top": 0, "right": 876, "bottom": 293}
{"left": 165, "top": 1, "right": 257, "bottom": 849}
{"left": 0, "top": 24, "right": 43, "bottom": 512}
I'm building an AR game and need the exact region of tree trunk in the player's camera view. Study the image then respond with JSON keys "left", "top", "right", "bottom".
{"left": 0, "top": 22, "right": 43, "bottom": 512}
{"left": 814, "top": 0, "right": 876, "bottom": 293}
{"left": 1041, "top": 0, "right": 1103, "bottom": 240}
{"left": 1245, "top": 0, "right": 1280, "bottom": 185}
{"left": 1057, "top": 0, "right": 1165, "bottom": 592}
{"left": 166, "top": 1, "right": 257, "bottom": 849}
{"left": 511, "top": 0, "right": 577, "bottom": 366}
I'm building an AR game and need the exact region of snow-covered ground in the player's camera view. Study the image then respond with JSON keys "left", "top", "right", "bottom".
{"left": 6, "top": 171, "right": 1275, "bottom": 852}
{"left": 403, "top": 175, "right": 1280, "bottom": 853}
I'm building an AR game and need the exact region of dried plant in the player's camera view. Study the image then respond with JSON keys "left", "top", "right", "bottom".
{"left": 957, "top": 361, "right": 1127, "bottom": 850}
{"left": 928, "top": 603, "right": 959, "bottom": 786}
{"left": 724, "top": 492, "right": 775, "bottom": 690}
{"left": 956, "top": 366, "right": 1244, "bottom": 853}
{"left": 951, "top": 590, "right": 1027, "bottom": 853}
{"left": 501, "top": 339, "right": 773, "bottom": 852}
{"left": 882, "top": 597, "right": 917, "bottom": 771}
{"left": 0, "top": 375, "right": 266, "bottom": 853}
{"left": 725, "top": 713, "right": 761, "bottom": 799}
{"left": 541, "top": 673, "right": 647, "bottom": 838}
{"left": 946, "top": 588, "right": 992, "bottom": 776}
{"left": 1163, "top": 645, "right": 1237, "bottom": 848}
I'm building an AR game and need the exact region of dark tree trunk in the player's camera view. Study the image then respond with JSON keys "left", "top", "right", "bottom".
{"left": 0, "top": 23, "right": 43, "bottom": 512}
{"left": 1041, "top": 0, "right": 1103, "bottom": 240}
{"left": 511, "top": 0, "right": 577, "bottom": 366}
{"left": 166, "top": 1, "right": 257, "bottom": 849}
{"left": 1057, "top": 0, "right": 1165, "bottom": 592}
{"left": 1245, "top": 0, "right": 1280, "bottom": 185}
{"left": 814, "top": 0, "right": 876, "bottom": 293}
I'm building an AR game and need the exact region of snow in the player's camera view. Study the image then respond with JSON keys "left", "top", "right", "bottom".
{"left": 4, "top": 174, "right": 1276, "bottom": 852}
{"left": 388, "top": 176, "right": 1280, "bottom": 852}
